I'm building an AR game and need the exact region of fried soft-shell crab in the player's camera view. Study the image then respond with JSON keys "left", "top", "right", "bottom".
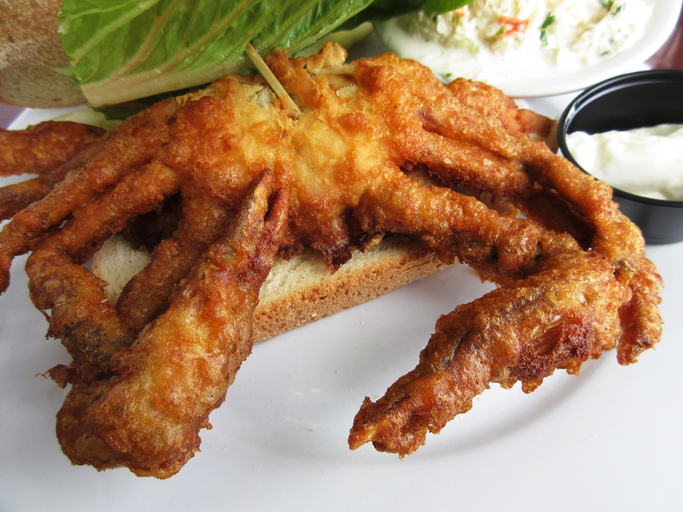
{"left": 0, "top": 44, "right": 662, "bottom": 478}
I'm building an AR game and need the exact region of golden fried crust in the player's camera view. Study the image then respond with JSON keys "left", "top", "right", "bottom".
{"left": 0, "top": 137, "right": 108, "bottom": 222}
{"left": 349, "top": 254, "right": 630, "bottom": 455}
{"left": 0, "top": 98, "right": 180, "bottom": 292}
{"left": 115, "top": 194, "right": 233, "bottom": 331}
{"left": 447, "top": 78, "right": 558, "bottom": 151}
{"left": 57, "top": 172, "right": 288, "bottom": 478}
{"left": 0, "top": 122, "right": 105, "bottom": 177}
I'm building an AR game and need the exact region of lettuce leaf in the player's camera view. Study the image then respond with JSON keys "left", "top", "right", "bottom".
{"left": 423, "top": 0, "right": 474, "bottom": 15}
{"left": 59, "top": 0, "right": 471, "bottom": 107}
{"left": 59, "top": 0, "right": 374, "bottom": 107}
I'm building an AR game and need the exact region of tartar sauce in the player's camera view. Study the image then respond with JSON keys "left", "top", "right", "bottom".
{"left": 565, "top": 124, "right": 683, "bottom": 201}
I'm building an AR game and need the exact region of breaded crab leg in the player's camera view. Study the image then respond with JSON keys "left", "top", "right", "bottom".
{"left": 0, "top": 121, "right": 106, "bottom": 177}
{"left": 25, "top": 161, "right": 183, "bottom": 384}
{"left": 0, "top": 139, "right": 107, "bottom": 222}
{"left": 349, "top": 252, "right": 630, "bottom": 455}
{"left": 344, "top": 62, "right": 662, "bottom": 453}
{"left": 446, "top": 78, "right": 558, "bottom": 151}
{"left": 37, "top": 172, "right": 287, "bottom": 478}
{"left": 0, "top": 99, "right": 179, "bottom": 292}
{"left": 115, "top": 194, "right": 233, "bottom": 332}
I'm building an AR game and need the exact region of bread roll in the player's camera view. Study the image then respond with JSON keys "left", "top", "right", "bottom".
{"left": 0, "top": 0, "right": 86, "bottom": 108}
{"left": 92, "top": 234, "right": 451, "bottom": 343}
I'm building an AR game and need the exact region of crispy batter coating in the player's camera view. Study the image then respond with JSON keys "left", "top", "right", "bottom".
{"left": 0, "top": 127, "right": 107, "bottom": 222}
{"left": 115, "top": 194, "right": 233, "bottom": 331}
{"left": 0, "top": 44, "right": 662, "bottom": 476}
{"left": 0, "top": 121, "right": 105, "bottom": 177}
{"left": 0, "top": 99, "right": 179, "bottom": 292}
{"left": 446, "top": 78, "right": 558, "bottom": 151}
{"left": 54, "top": 172, "right": 287, "bottom": 477}
{"left": 348, "top": 253, "right": 629, "bottom": 454}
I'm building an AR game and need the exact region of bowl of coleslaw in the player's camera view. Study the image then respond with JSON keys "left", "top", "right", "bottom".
{"left": 373, "top": 0, "right": 682, "bottom": 97}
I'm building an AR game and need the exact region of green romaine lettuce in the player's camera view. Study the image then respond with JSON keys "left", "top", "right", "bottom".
{"left": 59, "top": 0, "right": 375, "bottom": 107}
{"left": 58, "top": 0, "right": 470, "bottom": 107}
{"left": 422, "top": 0, "right": 474, "bottom": 16}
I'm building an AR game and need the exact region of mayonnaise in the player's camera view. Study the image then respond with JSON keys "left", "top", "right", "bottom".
{"left": 565, "top": 124, "right": 683, "bottom": 201}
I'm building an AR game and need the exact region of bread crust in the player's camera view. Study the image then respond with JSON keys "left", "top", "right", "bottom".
{"left": 253, "top": 236, "right": 451, "bottom": 342}
{"left": 92, "top": 234, "right": 451, "bottom": 343}
{"left": 0, "top": 0, "right": 86, "bottom": 108}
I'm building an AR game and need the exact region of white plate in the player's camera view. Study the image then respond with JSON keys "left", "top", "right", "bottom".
{"left": 373, "top": 0, "right": 682, "bottom": 97}
{"left": 1, "top": 91, "right": 682, "bottom": 512}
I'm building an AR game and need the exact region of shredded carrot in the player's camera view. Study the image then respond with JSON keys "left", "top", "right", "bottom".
{"left": 497, "top": 16, "right": 530, "bottom": 37}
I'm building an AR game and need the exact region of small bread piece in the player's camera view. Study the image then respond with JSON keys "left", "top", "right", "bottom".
{"left": 91, "top": 234, "right": 154, "bottom": 306}
{"left": 0, "top": 0, "right": 86, "bottom": 108}
{"left": 92, "top": 234, "right": 451, "bottom": 343}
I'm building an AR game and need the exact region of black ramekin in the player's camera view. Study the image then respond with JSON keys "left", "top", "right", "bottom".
{"left": 558, "top": 69, "right": 683, "bottom": 245}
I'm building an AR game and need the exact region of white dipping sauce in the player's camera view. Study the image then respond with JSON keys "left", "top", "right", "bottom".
{"left": 565, "top": 124, "right": 683, "bottom": 201}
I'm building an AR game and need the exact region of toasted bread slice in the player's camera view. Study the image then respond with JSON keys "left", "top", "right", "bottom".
{"left": 92, "top": 234, "right": 451, "bottom": 343}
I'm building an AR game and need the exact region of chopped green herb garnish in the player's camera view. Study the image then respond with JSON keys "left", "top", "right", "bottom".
{"left": 599, "top": 0, "right": 625, "bottom": 15}
{"left": 539, "top": 11, "right": 556, "bottom": 46}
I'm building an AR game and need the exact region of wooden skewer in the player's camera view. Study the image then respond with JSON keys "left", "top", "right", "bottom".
{"left": 245, "top": 43, "right": 301, "bottom": 115}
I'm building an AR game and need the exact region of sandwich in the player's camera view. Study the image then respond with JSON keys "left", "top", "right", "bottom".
{"left": 0, "top": 0, "right": 660, "bottom": 479}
